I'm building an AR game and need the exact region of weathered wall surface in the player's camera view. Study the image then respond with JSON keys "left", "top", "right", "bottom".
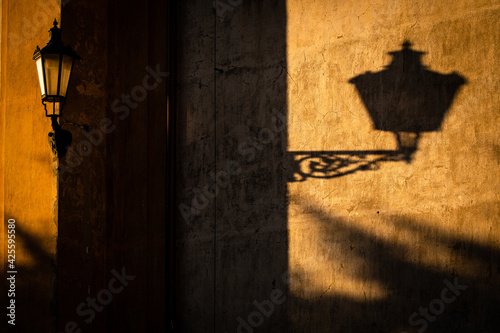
{"left": 286, "top": 0, "right": 499, "bottom": 332}
{"left": 56, "top": 1, "right": 109, "bottom": 332}
{"left": 0, "top": 1, "right": 60, "bottom": 332}
{"left": 57, "top": 0, "right": 168, "bottom": 332}
{"left": 176, "top": 1, "right": 289, "bottom": 332}
{"left": 177, "top": 0, "right": 499, "bottom": 332}
{"left": 176, "top": 1, "right": 216, "bottom": 331}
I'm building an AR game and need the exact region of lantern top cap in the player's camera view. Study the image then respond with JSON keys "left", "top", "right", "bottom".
{"left": 389, "top": 40, "right": 426, "bottom": 56}
{"left": 48, "top": 18, "right": 62, "bottom": 46}
{"left": 33, "top": 19, "right": 81, "bottom": 60}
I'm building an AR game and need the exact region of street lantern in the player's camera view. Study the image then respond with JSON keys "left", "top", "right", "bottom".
{"left": 33, "top": 19, "right": 81, "bottom": 157}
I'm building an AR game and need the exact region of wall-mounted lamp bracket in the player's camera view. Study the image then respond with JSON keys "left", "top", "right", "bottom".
{"left": 48, "top": 116, "right": 72, "bottom": 158}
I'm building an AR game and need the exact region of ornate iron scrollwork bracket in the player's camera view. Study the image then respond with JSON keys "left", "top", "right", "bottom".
{"left": 287, "top": 150, "right": 409, "bottom": 182}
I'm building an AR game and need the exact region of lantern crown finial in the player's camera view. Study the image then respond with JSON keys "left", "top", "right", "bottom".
{"left": 33, "top": 45, "right": 41, "bottom": 59}
{"left": 34, "top": 20, "right": 81, "bottom": 61}
{"left": 48, "top": 19, "right": 62, "bottom": 46}
{"left": 402, "top": 40, "right": 412, "bottom": 49}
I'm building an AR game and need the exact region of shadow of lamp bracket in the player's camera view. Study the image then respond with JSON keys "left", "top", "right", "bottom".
{"left": 33, "top": 19, "right": 85, "bottom": 158}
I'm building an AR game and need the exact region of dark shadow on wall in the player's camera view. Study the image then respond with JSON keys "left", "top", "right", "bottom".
{"left": 288, "top": 41, "right": 467, "bottom": 182}
{"left": 287, "top": 202, "right": 500, "bottom": 333}
{"left": 175, "top": 1, "right": 289, "bottom": 332}
{"left": 288, "top": 149, "right": 403, "bottom": 182}
{"left": 58, "top": 0, "right": 168, "bottom": 332}
{"left": 350, "top": 41, "right": 466, "bottom": 149}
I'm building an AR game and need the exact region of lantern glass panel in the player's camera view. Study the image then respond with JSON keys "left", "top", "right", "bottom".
{"left": 44, "top": 54, "right": 61, "bottom": 98}
{"left": 46, "top": 101, "right": 62, "bottom": 117}
{"left": 35, "top": 57, "right": 46, "bottom": 96}
{"left": 59, "top": 55, "right": 73, "bottom": 97}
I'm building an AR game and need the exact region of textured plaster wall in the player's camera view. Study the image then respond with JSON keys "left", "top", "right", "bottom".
{"left": 177, "top": 0, "right": 499, "bottom": 332}
{"left": 58, "top": 0, "right": 167, "bottom": 332}
{"left": 287, "top": 0, "right": 499, "bottom": 332}
{"left": 57, "top": 1, "right": 109, "bottom": 332}
{"left": 177, "top": 1, "right": 289, "bottom": 332}
{"left": 0, "top": 0, "right": 60, "bottom": 332}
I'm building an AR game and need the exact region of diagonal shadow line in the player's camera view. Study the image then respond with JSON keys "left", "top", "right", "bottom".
{"left": 3, "top": 214, "right": 57, "bottom": 332}
{"left": 10, "top": 219, "right": 55, "bottom": 268}
{"left": 288, "top": 199, "right": 500, "bottom": 332}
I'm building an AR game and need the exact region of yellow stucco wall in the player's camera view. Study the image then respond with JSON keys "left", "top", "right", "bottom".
{"left": 287, "top": 0, "right": 499, "bottom": 331}
{"left": 1, "top": 1, "right": 60, "bottom": 331}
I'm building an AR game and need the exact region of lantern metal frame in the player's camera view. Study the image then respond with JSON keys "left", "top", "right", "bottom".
{"left": 33, "top": 19, "right": 82, "bottom": 158}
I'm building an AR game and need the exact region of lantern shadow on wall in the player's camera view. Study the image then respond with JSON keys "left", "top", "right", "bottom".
{"left": 288, "top": 41, "right": 467, "bottom": 182}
